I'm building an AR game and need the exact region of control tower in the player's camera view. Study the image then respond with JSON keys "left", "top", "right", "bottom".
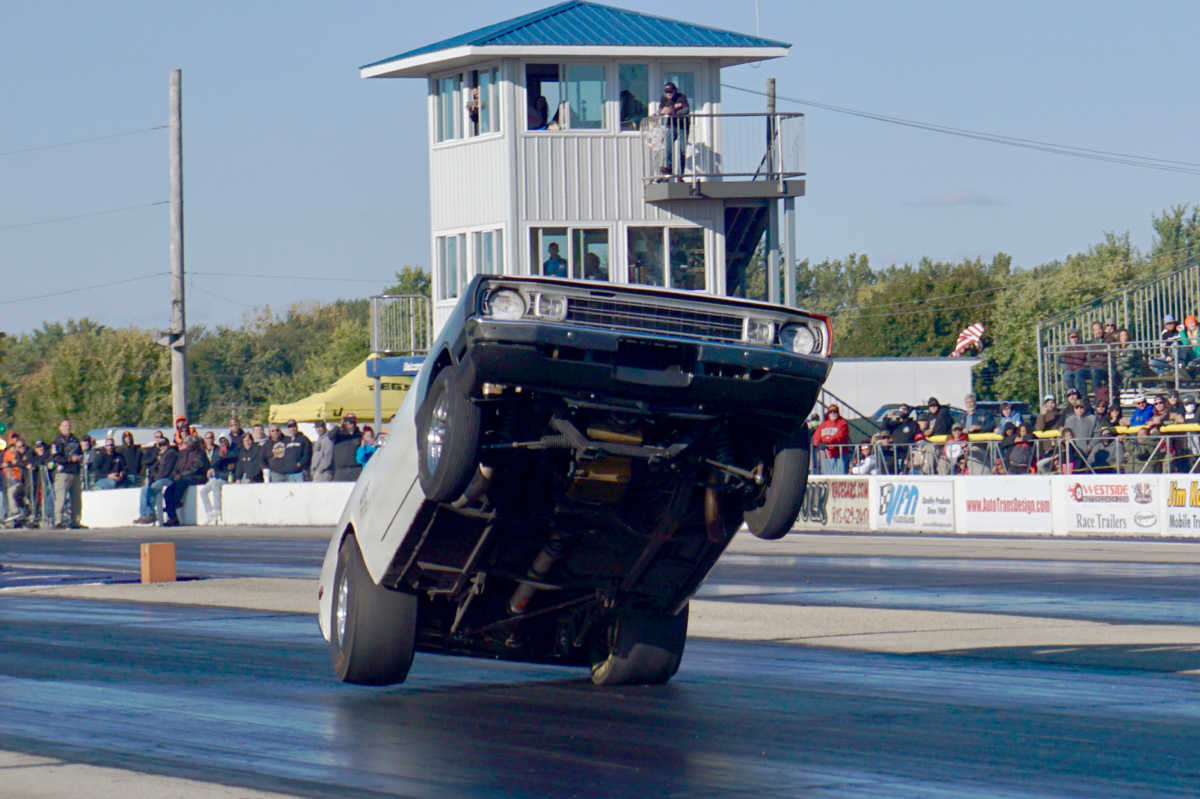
{"left": 363, "top": 0, "right": 804, "bottom": 334}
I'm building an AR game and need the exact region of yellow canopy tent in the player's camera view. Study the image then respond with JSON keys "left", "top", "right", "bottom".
{"left": 268, "top": 358, "right": 412, "bottom": 424}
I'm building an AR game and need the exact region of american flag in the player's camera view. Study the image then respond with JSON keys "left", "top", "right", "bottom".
{"left": 950, "top": 323, "right": 985, "bottom": 357}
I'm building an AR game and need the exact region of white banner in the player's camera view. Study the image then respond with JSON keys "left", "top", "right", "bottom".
{"left": 1055, "top": 476, "right": 1161, "bottom": 535}
{"left": 874, "top": 479, "right": 955, "bottom": 532}
{"left": 963, "top": 479, "right": 1054, "bottom": 534}
{"left": 795, "top": 478, "right": 870, "bottom": 530}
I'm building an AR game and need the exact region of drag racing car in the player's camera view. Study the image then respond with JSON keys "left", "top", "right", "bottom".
{"left": 317, "top": 275, "right": 831, "bottom": 686}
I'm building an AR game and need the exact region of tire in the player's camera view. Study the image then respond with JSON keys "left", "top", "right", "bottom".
{"left": 330, "top": 534, "right": 418, "bottom": 686}
{"left": 743, "top": 430, "right": 811, "bottom": 541}
{"left": 590, "top": 605, "right": 689, "bottom": 686}
{"left": 416, "top": 368, "right": 482, "bottom": 503}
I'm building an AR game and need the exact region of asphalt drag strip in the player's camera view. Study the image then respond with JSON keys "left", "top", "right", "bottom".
{"left": 1, "top": 597, "right": 1199, "bottom": 798}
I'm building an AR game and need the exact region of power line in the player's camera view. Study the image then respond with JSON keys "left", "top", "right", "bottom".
{"left": 0, "top": 272, "right": 166, "bottom": 307}
{"left": 0, "top": 201, "right": 168, "bottom": 233}
{"left": 722, "top": 84, "right": 1200, "bottom": 176}
{"left": 189, "top": 280, "right": 259, "bottom": 309}
{"left": 828, "top": 244, "right": 1200, "bottom": 317}
{"left": 0, "top": 125, "right": 167, "bottom": 157}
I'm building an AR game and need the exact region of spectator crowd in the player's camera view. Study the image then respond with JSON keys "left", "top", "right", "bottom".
{"left": 812, "top": 389, "right": 1200, "bottom": 477}
{"left": 0, "top": 413, "right": 381, "bottom": 529}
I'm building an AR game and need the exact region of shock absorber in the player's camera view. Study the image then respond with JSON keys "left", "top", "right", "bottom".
{"left": 712, "top": 426, "right": 738, "bottom": 487}
{"left": 493, "top": 401, "right": 519, "bottom": 446}
{"left": 509, "top": 534, "right": 568, "bottom": 615}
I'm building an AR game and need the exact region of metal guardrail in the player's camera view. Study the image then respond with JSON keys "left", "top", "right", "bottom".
{"left": 1036, "top": 256, "right": 1200, "bottom": 399}
{"left": 816, "top": 431, "right": 1200, "bottom": 477}
{"left": 639, "top": 112, "right": 805, "bottom": 189}
{"left": 370, "top": 295, "right": 432, "bottom": 356}
{"left": 1040, "top": 338, "right": 1200, "bottom": 403}
{"left": 1, "top": 466, "right": 56, "bottom": 529}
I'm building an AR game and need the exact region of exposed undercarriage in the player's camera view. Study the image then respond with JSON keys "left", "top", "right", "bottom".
{"left": 380, "top": 384, "right": 806, "bottom": 668}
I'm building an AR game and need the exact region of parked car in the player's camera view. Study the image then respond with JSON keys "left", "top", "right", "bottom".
{"left": 317, "top": 275, "right": 832, "bottom": 687}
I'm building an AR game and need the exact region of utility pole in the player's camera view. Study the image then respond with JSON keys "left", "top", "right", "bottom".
{"left": 766, "top": 78, "right": 780, "bottom": 305}
{"left": 169, "top": 69, "right": 187, "bottom": 422}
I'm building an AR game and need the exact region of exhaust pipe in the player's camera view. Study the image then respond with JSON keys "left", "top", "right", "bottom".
{"left": 509, "top": 534, "right": 568, "bottom": 614}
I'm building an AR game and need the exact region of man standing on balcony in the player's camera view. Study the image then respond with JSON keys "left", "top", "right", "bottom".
{"left": 658, "top": 82, "right": 690, "bottom": 177}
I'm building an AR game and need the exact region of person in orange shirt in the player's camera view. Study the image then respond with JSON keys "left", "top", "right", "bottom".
{"left": 172, "top": 416, "right": 197, "bottom": 446}
{"left": 3, "top": 435, "right": 28, "bottom": 524}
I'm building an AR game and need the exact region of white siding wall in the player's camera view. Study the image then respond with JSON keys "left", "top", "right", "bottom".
{"left": 429, "top": 136, "right": 511, "bottom": 230}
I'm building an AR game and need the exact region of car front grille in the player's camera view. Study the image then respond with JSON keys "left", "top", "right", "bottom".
{"left": 566, "top": 297, "right": 745, "bottom": 343}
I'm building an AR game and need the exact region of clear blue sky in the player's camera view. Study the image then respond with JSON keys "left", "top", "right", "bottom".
{"left": 3, "top": 0, "right": 1198, "bottom": 334}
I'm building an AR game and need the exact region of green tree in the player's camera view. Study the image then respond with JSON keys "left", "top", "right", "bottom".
{"left": 382, "top": 265, "right": 431, "bottom": 297}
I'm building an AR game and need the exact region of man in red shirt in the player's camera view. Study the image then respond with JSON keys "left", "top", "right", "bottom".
{"left": 815, "top": 404, "right": 851, "bottom": 474}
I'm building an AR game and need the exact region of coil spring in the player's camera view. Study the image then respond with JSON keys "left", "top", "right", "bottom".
{"left": 713, "top": 428, "right": 735, "bottom": 466}
{"left": 493, "top": 403, "right": 519, "bottom": 445}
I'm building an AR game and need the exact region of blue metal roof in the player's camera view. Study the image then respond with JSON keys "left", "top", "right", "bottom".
{"left": 363, "top": 1, "right": 789, "bottom": 69}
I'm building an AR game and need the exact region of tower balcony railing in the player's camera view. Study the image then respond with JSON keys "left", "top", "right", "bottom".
{"left": 639, "top": 112, "right": 805, "bottom": 199}
{"left": 370, "top": 294, "right": 432, "bottom": 356}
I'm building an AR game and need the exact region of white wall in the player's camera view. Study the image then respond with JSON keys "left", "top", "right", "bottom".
{"left": 80, "top": 483, "right": 355, "bottom": 529}
{"left": 819, "top": 357, "right": 982, "bottom": 419}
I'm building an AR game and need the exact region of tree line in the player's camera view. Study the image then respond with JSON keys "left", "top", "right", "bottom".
{"left": 2, "top": 207, "right": 1197, "bottom": 438}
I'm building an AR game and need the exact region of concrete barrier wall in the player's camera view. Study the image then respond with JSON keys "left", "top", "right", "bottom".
{"left": 795, "top": 474, "right": 1200, "bottom": 537}
{"left": 81, "top": 483, "right": 354, "bottom": 528}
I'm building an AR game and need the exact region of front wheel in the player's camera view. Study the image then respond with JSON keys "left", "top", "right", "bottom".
{"left": 416, "top": 368, "right": 481, "bottom": 503}
{"left": 743, "top": 430, "right": 811, "bottom": 540}
{"left": 330, "top": 534, "right": 418, "bottom": 686}
{"left": 591, "top": 606, "right": 689, "bottom": 686}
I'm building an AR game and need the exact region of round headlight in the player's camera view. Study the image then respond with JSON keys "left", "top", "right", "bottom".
{"left": 487, "top": 290, "right": 526, "bottom": 321}
{"left": 781, "top": 324, "right": 818, "bottom": 354}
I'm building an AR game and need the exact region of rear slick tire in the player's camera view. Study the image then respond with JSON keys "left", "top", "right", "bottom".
{"left": 330, "top": 534, "right": 418, "bottom": 686}
{"left": 591, "top": 606, "right": 689, "bottom": 687}
{"left": 743, "top": 431, "right": 811, "bottom": 541}
{"left": 416, "top": 368, "right": 482, "bottom": 504}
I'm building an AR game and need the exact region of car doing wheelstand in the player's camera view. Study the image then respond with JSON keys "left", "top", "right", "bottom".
{"left": 318, "top": 276, "right": 832, "bottom": 686}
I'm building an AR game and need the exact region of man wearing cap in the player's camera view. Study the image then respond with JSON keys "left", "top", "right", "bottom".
{"left": 310, "top": 420, "right": 334, "bottom": 482}
{"left": 330, "top": 414, "right": 364, "bottom": 482}
{"left": 1150, "top": 314, "right": 1182, "bottom": 376}
{"left": 134, "top": 438, "right": 178, "bottom": 524}
{"left": 1035, "top": 395, "right": 1064, "bottom": 432}
{"left": 285, "top": 420, "right": 312, "bottom": 480}
{"left": 924, "top": 398, "right": 953, "bottom": 437}
{"left": 1129, "top": 395, "right": 1154, "bottom": 426}
{"left": 815, "top": 405, "right": 851, "bottom": 475}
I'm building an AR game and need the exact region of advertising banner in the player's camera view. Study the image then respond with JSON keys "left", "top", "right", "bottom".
{"left": 874, "top": 479, "right": 955, "bottom": 532}
{"left": 1057, "top": 476, "right": 1161, "bottom": 535}
{"left": 963, "top": 479, "right": 1054, "bottom": 534}
{"left": 1163, "top": 478, "right": 1200, "bottom": 536}
{"left": 795, "top": 478, "right": 870, "bottom": 530}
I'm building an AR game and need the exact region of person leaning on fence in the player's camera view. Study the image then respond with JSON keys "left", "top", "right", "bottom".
{"left": 90, "top": 438, "right": 127, "bottom": 490}
{"left": 814, "top": 405, "right": 851, "bottom": 475}
{"left": 1125, "top": 424, "right": 1165, "bottom": 473}
{"left": 1059, "top": 429, "right": 1087, "bottom": 473}
{"left": 657, "top": 81, "right": 691, "bottom": 177}
{"left": 938, "top": 424, "right": 970, "bottom": 475}
{"left": 134, "top": 439, "right": 177, "bottom": 524}
{"left": 1059, "top": 330, "right": 1089, "bottom": 398}
{"left": 1129, "top": 394, "right": 1154, "bottom": 426}
{"left": 1091, "top": 428, "right": 1121, "bottom": 473}
{"left": 1035, "top": 395, "right": 1064, "bottom": 432}
{"left": 849, "top": 442, "right": 876, "bottom": 475}
{"left": 1064, "top": 402, "right": 1099, "bottom": 463}
{"left": 2, "top": 437, "right": 28, "bottom": 525}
